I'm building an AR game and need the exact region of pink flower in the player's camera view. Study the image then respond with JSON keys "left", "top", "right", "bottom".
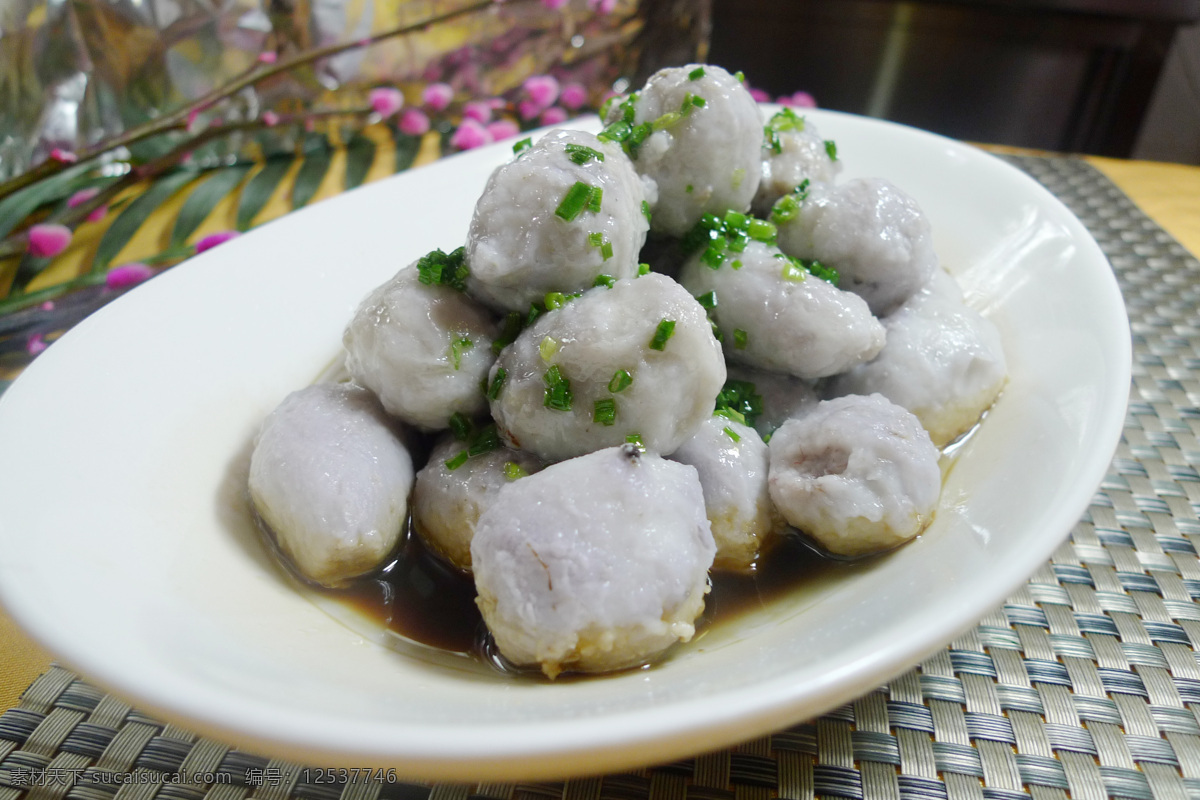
{"left": 399, "top": 108, "right": 431, "bottom": 136}
{"left": 587, "top": 0, "right": 616, "bottom": 12}
{"left": 423, "top": 82, "right": 454, "bottom": 111}
{"left": 49, "top": 148, "right": 77, "bottom": 164}
{"left": 105, "top": 263, "right": 154, "bottom": 290}
{"left": 258, "top": 51, "right": 278, "bottom": 64}
{"left": 518, "top": 98, "right": 544, "bottom": 121}
{"left": 26, "top": 334, "right": 47, "bottom": 356}
{"left": 540, "top": 106, "right": 569, "bottom": 125}
{"left": 463, "top": 100, "right": 493, "bottom": 124}
{"left": 542, "top": 0, "right": 568, "bottom": 7}
{"left": 748, "top": 87, "right": 771, "bottom": 104}
{"left": 370, "top": 87, "right": 405, "bottom": 118}
{"left": 486, "top": 119, "right": 520, "bottom": 141}
{"left": 261, "top": 110, "right": 280, "bottom": 127}
{"left": 778, "top": 91, "right": 817, "bottom": 108}
{"left": 40, "top": 301, "right": 55, "bottom": 311}
{"left": 450, "top": 119, "right": 493, "bottom": 150}
{"left": 195, "top": 230, "right": 240, "bottom": 253}
{"left": 27, "top": 224, "right": 71, "bottom": 258}
{"left": 66, "top": 187, "right": 108, "bottom": 222}
{"left": 524, "top": 75, "right": 559, "bottom": 109}
{"left": 559, "top": 82, "right": 588, "bottom": 110}
{"left": 186, "top": 108, "right": 204, "bottom": 134}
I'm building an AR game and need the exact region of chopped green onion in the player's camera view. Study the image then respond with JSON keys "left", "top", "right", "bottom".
{"left": 772, "top": 194, "right": 800, "bottom": 223}
{"left": 543, "top": 365, "right": 573, "bottom": 411}
{"left": 588, "top": 231, "right": 604, "bottom": 247}
{"left": 539, "top": 335, "right": 559, "bottom": 362}
{"left": 600, "top": 240, "right": 613, "bottom": 260}
{"left": 733, "top": 328, "right": 749, "bottom": 349}
{"left": 608, "top": 369, "right": 632, "bottom": 392}
{"left": 565, "top": 143, "right": 605, "bottom": 164}
{"left": 695, "top": 290, "right": 717, "bottom": 310}
{"left": 724, "top": 426, "right": 741, "bottom": 442}
{"left": 648, "top": 319, "right": 676, "bottom": 351}
{"left": 487, "top": 367, "right": 507, "bottom": 400}
{"left": 448, "top": 335, "right": 473, "bottom": 370}
{"left": 701, "top": 238, "right": 727, "bottom": 269}
{"left": 526, "top": 302, "right": 545, "bottom": 326}
{"left": 416, "top": 247, "right": 469, "bottom": 291}
{"left": 625, "top": 432, "right": 646, "bottom": 451}
{"left": 513, "top": 137, "right": 533, "bottom": 155}
{"left": 588, "top": 186, "right": 603, "bottom": 213}
{"left": 492, "top": 311, "right": 524, "bottom": 354}
{"left": 467, "top": 424, "right": 500, "bottom": 457}
{"left": 444, "top": 450, "right": 469, "bottom": 471}
{"left": 748, "top": 219, "right": 777, "bottom": 243}
{"left": 764, "top": 108, "right": 806, "bottom": 155}
{"left": 597, "top": 120, "right": 632, "bottom": 144}
{"left": 626, "top": 122, "right": 653, "bottom": 158}
{"left": 688, "top": 66, "right": 706, "bottom": 81}
{"left": 503, "top": 461, "right": 528, "bottom": 480}
{"left": 685, "top": 184, "right": 694, "bottom": 194}
{"left": 731, "top": 259, "right": 743, "bottom": 270}
{"left": 715, "top": 379, "right": 764, "bottom": 428}
{"left": 593, "top": 398, "right": 617, "bottom": 426}
{"left": 824, "top": 139, "right": 839, "bottom": 161}
{"left": 638, "top": 262, "right": 651, "bottom": 275}
{"left": 734, "top": 70, "right": 745, "bottom": 82}
{"left": 448, "top": 412, "right": 473, "bottom": 441}
{"left": 555, "top": 181, "right": 595, "bottom": 221}
{"left": 594, "top": 273, "right": 616, "bottom": 288}
{"left": 724, "top": 210, "right": 748, "bottom": 229}
{"left": 803, "top": 258, "right": 840, "bottom": 286}
{"left": 781, "top": 257, "right": 807, "bottom": 282}
{"left": 544, "top": 290, "right": 581, "bottom": 310}
{"left": 794, "top": 178, "right": 811, "bottom": 201}
{"left": 641, "top": 200, "right": 652, "bottom": 223}
{"left": 652, "top": 112, "right": 682, "bottom": 132}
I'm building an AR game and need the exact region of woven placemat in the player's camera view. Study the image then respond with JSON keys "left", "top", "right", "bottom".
{"left": 0, "top": 154, "right": 1196, "bottom": 800}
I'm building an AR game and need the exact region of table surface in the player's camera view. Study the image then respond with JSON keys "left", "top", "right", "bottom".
{"left": 0, "top": 147, "right": 1199, "bottom": 798}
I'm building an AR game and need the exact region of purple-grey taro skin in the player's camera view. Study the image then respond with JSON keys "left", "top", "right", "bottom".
{"left": 466, "top": 129, "right": 650, "bottom": 313}
{"left": 669, "top": 416, "right": 784, "bottom": 571}
{"left": 249, "top": 383, "right": 414, "bottom": 588}
{"left": 488, "top": 273, "right": 725, "bottom": 462}
{"left": 826, "top": 273, "right": 1006, "bottom": 447}
{"left": 412, "top": 435, "right": 544, "bottom": 571}
{"left": 775, "top": 178, "right": 937, "bottom": 316}
{"left": 768, "top": 393, "right": 940, "bottom": 558}
{"left": 343, "top": 265, "right": 498, "bottom": 432}
{"left": 471, "top": 444, "right": 715, "bottom": 678}
{"left": 609, "top": 64, "right": 763, "bottom": 237}
{"left": 677, "top": 239, "right": 884, "bottom": 380}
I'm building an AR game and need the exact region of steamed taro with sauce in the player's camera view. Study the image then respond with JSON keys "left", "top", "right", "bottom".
{"left": 247, "top": 64, "right": 1008, "bottom": 679}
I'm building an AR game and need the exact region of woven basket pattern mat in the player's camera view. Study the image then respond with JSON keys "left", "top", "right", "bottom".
{"left": 0, "top": 154, "right": 1197, "bottom": 800}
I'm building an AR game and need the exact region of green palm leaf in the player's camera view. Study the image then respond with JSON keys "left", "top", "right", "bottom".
{"left": 92, "top": 169, "right": 199, "bottom": 273}
{"left": 170, "top": 165, "right": 252, "bottom": 248}
{"left": 236, "top": 159, "right": 291, "bottom": 231}
{"left": 344, "top": 134, "right": 377, "bottom": 191}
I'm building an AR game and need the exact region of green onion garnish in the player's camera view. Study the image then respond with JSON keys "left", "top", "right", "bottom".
{"left": 734, "top": 70, "right": 745, "bottom": 83}
{"left": 804, "top": 258, "right": 840, "bottom": 286}
{"left": 609, "top": 369, "right": 632, "bottom": 392}
{"left": 649, "top": 319, "right": 676, "bottom": 351}
{"left": 598, "top": 120, "right": 632, "bottom": 144}
{"left": 513, "top": 137, "right": 533, "bottom": 155}
{"left": 685, "top": 184, "right": 694, "bottom": 194}
{"left": 594, "top": 273, "right": 616, "bottom": 288}
{"left": 653, "top": 112, "right": 682, "bottom": 132}
{"left": 503, "top": 461, "right": 528, "bottom": 480}
{"left": 724, "top": 426, "right": 741, "bottom": 442}
{"left": 688, "top": 67, "right": 706, "bottom": 81}
{"left": 487, "top": 367, "right": 507, "bottom": 400}
{"left": 539, "top": 335, "right": 559, "bottom": 362}
{"left": 714, "top": 406, "right": 747, "bottom": 425}
{"left": 448, "top": 412, "right": 473, "bottom": 441}
{"left": 492, "top": 311, "right": 524, "bottom": 354}
{"left": 600, "top": 240, "right": 613, "bottom": 260}
{"left": 588, "top": 232, "right": 604, "bottom": 247}
{"left": 641, "top": 200, "right": 652, "bottom": 223}
{"left": 764, "top": 108, "right": 806, "bottom": 154}
{"left": 794, "top": 178, "right": 812, "bottom": 201}
{"left": 731, "top": 259, "right": 743, "bottom": 270}
{"left": 416, "top": 247, "right": 469, "bottom": 291}
{"left": 565, "top": 143, "right": 604, "bottom": 164}
{"left": 593, "top": 398, "right": 617, "bottom": 426}
{"left": 733, "top": 329, "right": 748, "bottom": 349}
{"left": 825, "top": 139, "right": 839, "bottom": 161}
{"left": 526, "top": 301, "right": 545, "bottom": 326}
{"left": 625, "top": 432, "right": 646, "bottom": 451}
{"left": 467, "top": 424, "right": 500, "bottom": 457}
{"left": 543, "top": 365, "right": 573, "bottom": 411}
{"left": 445, "top": 450, "right": 469, "bottom": 471}
{"left": 555, "top": 181, "right": 595, "bottom": 221}
{"left": 638, "top": 262, "right": 651, "bottom": 275}
{"left": 448, "top": 335, "right": 473, "bottom": 370}
{"left": 715, "top": 379, "right": 764, "bottom": 428}
{"left": 772, "top": 194, "right": 800, "bottom": 223}
{"left": 748, "top": 219, "right": 777, "bottom": 243}
{"left": 695, "top": 290, "right": 717, "bottom": 310}
{"left": 781, "top": 257, "right": 807, "bottom": 282}
{"left": 588, "top": 186, "right": 603, "bottom": 213}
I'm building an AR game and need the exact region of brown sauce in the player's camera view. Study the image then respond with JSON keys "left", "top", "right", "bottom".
{"left": 325, "top": 521, "right": 872, "bottom": 672}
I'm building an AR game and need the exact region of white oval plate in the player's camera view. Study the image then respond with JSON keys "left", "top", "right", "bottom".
{"left": 0, "top": 110, "right": 1129, "bottom": 781}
